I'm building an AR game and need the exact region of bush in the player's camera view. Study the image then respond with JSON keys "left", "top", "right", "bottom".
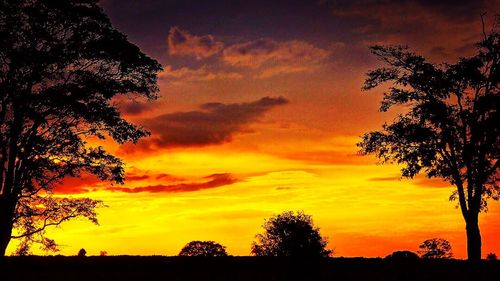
{"left": 77, "top": 248, "right": 87, "bottom": 257}
{"left": 385, "top": 250, "right": 419, "bottom": 261}
{"left": 486, "top": 252, "right": 497, "bottom": 261}
{"left": 179, "top": 241, "right": 228, "bottom": 257}
{"left": 251, "top": 211, "right": 332, "bottom": 257}
{"left": 418, "top": 238, "right": 453, "bottom": 259}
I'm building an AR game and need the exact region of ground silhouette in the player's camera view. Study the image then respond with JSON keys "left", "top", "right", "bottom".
{"left": 0, "top": 256, "right": 499, "bottom": 281}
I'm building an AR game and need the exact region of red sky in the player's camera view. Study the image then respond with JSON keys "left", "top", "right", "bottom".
{"left": 8, "top": 0, "right": 500, "bottom": 258}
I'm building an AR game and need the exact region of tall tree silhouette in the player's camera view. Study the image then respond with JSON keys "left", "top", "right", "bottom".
{"left": 251, "top": 211, "right": 331, "bottom": 257}
{"left": 358, "top": 20, "right": 499, "bottom": 260}
{"left": 0, "top": 0, "right": 161, "bottom": 256}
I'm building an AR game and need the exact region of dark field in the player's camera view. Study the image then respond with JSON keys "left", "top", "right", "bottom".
{"left": 1, "top": 256, "right": 499, "bottom": 281}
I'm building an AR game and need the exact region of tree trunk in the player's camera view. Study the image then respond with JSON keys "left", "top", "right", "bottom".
{"left": 466, "top": 217, "right": 482, "bottom": 261}
{"left": 0, "top": 196, "right": 16, "bottom": 257}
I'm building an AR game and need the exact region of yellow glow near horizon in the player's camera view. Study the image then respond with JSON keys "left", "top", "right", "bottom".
{"left": 8, "top": 147, "right": 500, "bottom": 258}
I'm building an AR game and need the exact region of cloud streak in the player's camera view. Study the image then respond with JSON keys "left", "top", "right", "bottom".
{"left": 107, "top": 173, "right": 238, "bottom": 193}
{"left": 159, "top": 65, "right": 243, "bottom": 83}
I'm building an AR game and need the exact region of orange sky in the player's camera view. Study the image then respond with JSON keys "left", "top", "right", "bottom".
{"left": 8, "top": 0, "right": 500, "bottom": 258}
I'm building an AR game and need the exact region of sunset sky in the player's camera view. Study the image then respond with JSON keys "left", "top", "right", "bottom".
{"left": 9, "top": 0, "right": 500, "bottom": 258}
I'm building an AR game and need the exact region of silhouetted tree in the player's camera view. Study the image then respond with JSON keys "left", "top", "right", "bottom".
{"left": 100, "top": 250, "right": 108, "bottom": 256}
{"left": 77, "top": 248, "right": 87, "bottom": 257}
{"left": 251, "top": 211, "right": 332, "bottom": 257}
{"left": 178, "top": 241, "right": 228, "bottom": 257}
{"left": 0, "top": 0, "right": 162, "bottom": 256}
{"left": 385, "top": 250, "right": 419, "bottom": 261}
{"left": 358, "top": 19, "right": 499, "bottom": 260}
{"left": 486, "top": 252, "right": 497, "bottom": 260}
{"left": 418, "top": 238, "right": 453, "bottom": 259}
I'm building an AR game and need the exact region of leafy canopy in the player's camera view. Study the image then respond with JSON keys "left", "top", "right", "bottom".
{"left": 0, "top": 0, "right": 162, "bottom": 254}
{"left": 358, "top": 29, "right": 499, "bottom": 214}
{"left": 251, "top": 211, "right": 332, "bottom": 257}
{"left": 418, "top": 238, "right": 453, "bottom": 259}
{"left": 178, "top": 241, "right": 228, "bottom": 257}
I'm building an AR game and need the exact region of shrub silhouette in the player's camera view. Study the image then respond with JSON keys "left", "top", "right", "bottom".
{"left": 179, "top": 241, "right": 228, "bottom": 257}
{"left": 418, "top": 238, "right": 453, "bottom": 259}
{"left": 385, "top": 250, "right": 419, "bottom": 261}
{"left": 486, "top": 252, "right": 497, "bottom": 261}
{"left": 251, "top": 211, "right": 331, "bottom": 257}
{"left": 77, "top": 248, "right": 87, "bottom": 257}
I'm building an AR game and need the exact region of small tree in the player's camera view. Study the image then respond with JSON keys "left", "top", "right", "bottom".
{"left": 385, "top": 250, "right": 419, "bottom": 260}
{"left": 418, "top": 238, "right": 453, "bottom": 259}
{"left": 77, "top": 248, "right": 87, "bottom": 257}
{"left": 178, "top": 241, "right": 228, "bottom": 257}
{"left": 251, "top": 211, "right": 332, "bottom": 257}
{"left": 486, "top": 252, "right": 497, "bottom": 260}
{"left": 358, "top": 19, "right": 499, "bottom": 260}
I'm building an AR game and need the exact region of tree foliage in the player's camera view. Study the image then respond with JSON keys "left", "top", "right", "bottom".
{"left": 178, "top": 241, "right": 228, "bottom": 257}
{"left": 251, "top": 211, "right": 332, "bottom": 257}
{"left": 418, "top": 238, "right": 453, "bottom": 259}
{"left": 358, "top": 18, "right": 499, "bottom": 260}
{"left": 78, "top": 248, "right": 87, "bottom": 257}
{"left": 0, "top": 0, "right": 162, "bottom": 255}
{"left": 486, "top": 252, "right": 497, "bottom": 260}
{"left": 385, "top": 250, "right": 419, "bottom": 261}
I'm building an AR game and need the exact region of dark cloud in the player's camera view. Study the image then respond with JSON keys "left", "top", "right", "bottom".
{"left": 281, "top": 150, "right": 373, "bottom": 165}
{"left": 120, "top": 100, "right": 150, "bottom": 116}
{"left": 412, "top": 176, "right": 452, "bottom": 188}
{"left": 330, "top": 0, "right": 491, "bottom": 23}
{"left": 126, "top": 174, "right": 150, "bottom": 181}
{"left": 368, "top": 176, "right": 401, "bottom": 182}
{"left": 327, "top": 0, "right": 497, "bottom": 60}
{"left": 223, "top": 38, "right": 331, "bottom": 78}
{"left": 125, "top": 172, "right": 184, "bottom": 182}
{"left": 368, "top": 174, "right": 451, "bottom": 188}
{"left": 113, "top": 95, "right": 153, "bottom": 116}
{"left": 54, "top": 174, "right": 101, "bottom": 194}
{"left": 54, "top": 171, "right": 187, "bottom": 194}
{"left": 159, "top": 65, "right": 243, "bottom": 82}
{"left": 139, "top": 96, "right": 288, "bottom": 148}
{"left": 167, "top": 26, "right": 224, "bottom": 59}
{"left": 155, "top": 173, "right": 185, "bottom": 181}
{"left": 107, "top": 173, "right": 238, "bottom": 193}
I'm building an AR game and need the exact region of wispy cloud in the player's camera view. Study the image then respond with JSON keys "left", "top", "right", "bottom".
{"left": 167, "top": 26, "right": 224, "bottom": 59}
{"left": 107, "top": 173, "right": 238, "bottom": 193}
{"left": 164, "top": 28, "right": 332, "bottom": 80}
{"left": 159, "top": 65, "right": 243, "bottom": 83}
{"left": 368, "top": 174, "right": 452, "bottom": 188}
{"left": 223, "top": 38, "right": 330, "bottom": 69}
